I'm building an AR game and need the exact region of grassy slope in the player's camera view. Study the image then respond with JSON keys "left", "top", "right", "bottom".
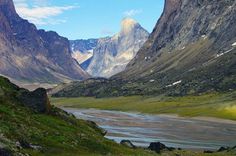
{"left": 1, "top": 77, "right": 236, "bottom": 155}
{"left": 2, "top": 102, "right": 235, "bottom": 156}
{"left": 51, "top": 91, "right": 236, "bottom": 121}
{"left": 0, "top": 100, "right": 160, "bottom": 156}
{"left": 0, "top": 76, "right": 157, "bottom": 156}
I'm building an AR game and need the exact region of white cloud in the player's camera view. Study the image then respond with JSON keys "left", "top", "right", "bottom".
{"left": 13, "top": 0, "right": 78, "bottom": 25}
{"left": 123, "top": 9, "right": 143, "bottom": 17}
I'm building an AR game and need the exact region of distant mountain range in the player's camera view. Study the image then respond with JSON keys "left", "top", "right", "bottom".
{"left": 0, "top": 0, "right": 149, "bottom": 85}
{"left": 53, "top": 0, "right": 236, "bottom": 97}
{"left": 0, "top": 0, "right": 89, "bottom": 84}
{"left": 70, "top": 18, "right": 149, "bottom": 78}
{"left": 70, "top": 39, "right": 98, "bottom": 69}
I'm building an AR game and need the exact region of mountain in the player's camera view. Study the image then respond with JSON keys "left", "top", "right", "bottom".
{"left": 0, "top": 0, "right": 89, "bottom": 84}
{"left": 115, "top": 0, "right": 236, "bottom": 94}
{"left": 86, "top": 18, "right": 149, "bottom": 78}
{"left": 53, "top": 0, "right": 236, "bottom": 97}
{"left": 70, "top": 39, "right": 98, "bottom": 69}
{"left": 119, "top": 0, "right": 236, "bottom": 79}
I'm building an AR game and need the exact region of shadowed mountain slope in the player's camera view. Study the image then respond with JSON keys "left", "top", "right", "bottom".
{"left": 0, "top": 0, "right": 89, "bottom": 83}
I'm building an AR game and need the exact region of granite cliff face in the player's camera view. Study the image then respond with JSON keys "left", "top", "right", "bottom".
{"left": 118, "top": 0, "right": 236, "bottom": 94}
{"left": 0, "top": 0, "right": 89, "bottom": 83}
{"left": 86, "top": 18, "right": 149, "bottom": 78}
{"left": 122, "top": 0, "right": 236, "bottom": 79}
{"left": 54, "top": 0, "right": 236, "bottom": 97}
{"left": 70, "top": 39, "right": 98, "bottom": 69}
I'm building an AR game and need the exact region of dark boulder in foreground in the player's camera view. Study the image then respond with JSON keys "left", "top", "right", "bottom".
{"left": 204, "top": 145, "right": 236, "bottom": 154}
{"left": 148, "top": 142, "right": 175, "bottom": 153}
{"left": 18, "top": 88, "right": 51, "bottom": 113}
{"left": 0, "top": 148, "right": 12, "bottom": 156}
{"left": 87, "top": 121, "right": 107, "bottom": 136}
{"left": 204, "top": 150, "right": 214, "bottom": 153}
{"left": 217, "top": 146, "right": 230, "bottom": 152}
{"left": 120, "top": 140, "right": 136, "bottom": 148}
{"left": 0, "top": 76, "right": 51, "bottom": 113}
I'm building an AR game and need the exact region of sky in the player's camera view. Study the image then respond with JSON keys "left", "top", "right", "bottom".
{"left": 13, "top": 0, "right": 164, "bottom": 40}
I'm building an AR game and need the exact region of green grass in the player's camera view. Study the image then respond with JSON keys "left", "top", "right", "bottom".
{"left": 0, "top": 76, "right": 159, "bottom": 156}
{"left": 0, "top": 96, "right": 160, "bottom": 156}
{"left": 51, "top": 91, "right": 236, "bottom": 121}
{"left": 1, "top": 76, "right": 236, "bottom": 155}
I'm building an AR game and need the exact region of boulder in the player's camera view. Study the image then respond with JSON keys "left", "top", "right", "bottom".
{"left": 0, "top": 87, "right": 4, "bottom": 96}
{"left": 120, "top": 140, "right": 136, "bottom": 148}
{"left": 148, "top": 142, "right": 175, "bottom": 153}
{"left": 0, "top": 148, "right": 12, "bottom": 156}
{"left": 18, "top": 88, "right": 51, "bottom": 113}
{"left": 17, "top": 139, "right": 42, "bottom": 151}
{"left": 87, "top": 121, "right": 107, "bottom": 136}
{"left": 204, "top": 150, "right": 214, "bottom": 153}
{"left": 217, "top": 146, "right": 229, "bottom": 152}
{"left": 18, "top": 139, "right": 31, "bottom": 149}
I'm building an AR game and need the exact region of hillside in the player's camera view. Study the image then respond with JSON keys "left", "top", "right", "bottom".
{"left": 1, "top": 76, "right": 236, "bottom": 155}
{"left": 0, "top": 0, "right": 89, "bottom": 84}
{"left": 0, "top": 76, "right": 161, "bottom": 156}
{"left": 53, "top": 0, "right": 236, "bottom": 97}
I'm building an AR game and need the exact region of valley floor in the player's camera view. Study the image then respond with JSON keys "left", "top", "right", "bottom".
{"left": 51, "top": 91, "right": 236, "bottom": 121}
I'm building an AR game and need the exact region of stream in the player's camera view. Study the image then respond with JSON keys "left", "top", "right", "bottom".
{"left": 62, "top": 108, "right": 236, "bottom": 151}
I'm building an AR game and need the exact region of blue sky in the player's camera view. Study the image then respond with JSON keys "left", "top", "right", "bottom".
{"left": 13, "top": 0, "right": 164, "bottom": 40}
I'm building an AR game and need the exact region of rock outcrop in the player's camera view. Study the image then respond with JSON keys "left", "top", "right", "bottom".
{"left": 0, "top": 76, "right": 51, "bottom": 113}
{"left": 18, "top": 88, "right": 51, "bottom": 113}
{"left": 0, "top": 0, "right": 89, "bottom": 83}
{"left": 86, "top": 18, "right": 149, "bottom": 78}
{"left": 122, "top": 0, "right": 236, "bottom": 78}
{"left": 148, "top": 142, "right": 175, "bottom": 153}
{"left": 114, "top": 0, "right": 236, "bottom": 94}
{"left": 0, "top": 148, "right": 12, "bottom": 156}
{"left": 120, "top": 140, "right": 136, "bottom": 149}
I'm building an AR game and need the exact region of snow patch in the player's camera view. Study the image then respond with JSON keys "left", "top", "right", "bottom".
{"left": 88, "top": 49, "right": 94, "bottom": 53}
{"left": 149, "top": 79, "right": 155, "bottom": 83}
{"left": 216, "top": 48, "right": 233, "bottom": 58}
{"left": 136, "top": 39, "right": 143, "bottom": 44}
{"left": 201, "top": 35, "right": 207, "bottom": 40}
{"left": 232, "top": 42, "right": 236, "bottom": 47}
{"left": 145, "top": 56, "right": 151, "bottom": 61}
{"left": 72, "top": 50, "right": 93, "bottom": 64}
{"left": 166, "top": 80, "right": 182, "bottom": 87}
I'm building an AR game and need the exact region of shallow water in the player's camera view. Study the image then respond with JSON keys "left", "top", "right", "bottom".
{"left": 62, "top": 108, "right": 236, "bottom": 150}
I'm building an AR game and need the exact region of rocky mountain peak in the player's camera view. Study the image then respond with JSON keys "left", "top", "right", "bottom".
{"left": 112, "top": 0, "right": 236, "bottom": 94}
{"left": 86, "top": 18, "right": 149, "bottom": 78}
{"left": 0, "top": 0, "right": 89, "bottom": 84}
{"left": 0, "top": 0, "right": 17, "bottom": 15}
{"left": 120, "top": 18, "right": 139, "bottom": 34}
{"left": 0, "top": 0, "right": 14, "bottom": 6}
